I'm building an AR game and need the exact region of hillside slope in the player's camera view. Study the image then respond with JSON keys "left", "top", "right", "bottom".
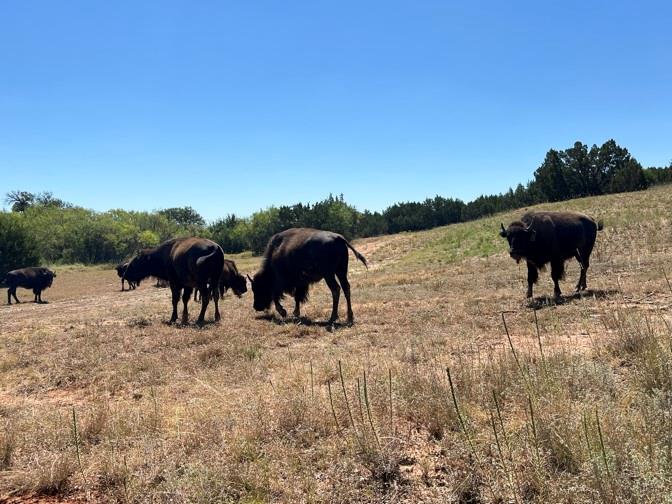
{"left": 1, "top": 185, "right": 672, "bottom": 503}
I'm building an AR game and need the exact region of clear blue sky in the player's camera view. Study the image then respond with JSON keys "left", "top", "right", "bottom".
{"left": 1, "top": 1, "right": 670, "bottom": 221}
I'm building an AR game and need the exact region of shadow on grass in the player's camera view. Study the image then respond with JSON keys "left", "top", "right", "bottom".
{"left": 159, "top": 318, "right": 221, "bottom": 329}
{"left": 254, "top": 313, "right": 351, "bottom": 330}
{"left": 528, "top": 289, "right": 619, "bottom": 310}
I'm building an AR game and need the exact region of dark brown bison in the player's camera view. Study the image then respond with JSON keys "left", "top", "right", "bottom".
{"left": 3, "top": 267, "right": 56, "bottom": 304}
{"left": 499, "top": 211, "right": 603, "bottom": 299}
{"left": 250, "top": 228, "right": 367, "bottom": 324}
{"left": 115, "top": 262, "right": 137, "bottom": 291}
{"left": 194, "top": 259, "right": 247, "bottom": 302}
{"left": 123, "top": 237, "right": 224, "bottom": 325}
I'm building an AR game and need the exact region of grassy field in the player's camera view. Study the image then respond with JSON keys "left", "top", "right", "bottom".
{"left": 2, "top": 185, "right": 672, "bottom": 503}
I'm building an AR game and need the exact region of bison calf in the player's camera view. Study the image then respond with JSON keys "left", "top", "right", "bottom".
{"left": 500, "top": 211, "right": 603, "bottom": 299}
{"left": 4, "top": 267, "right": 56, "bottom": 305}
{"left": 194, "top": 259, "right": 247, "bottom": 302}
{"left": 250, "top": 228, "right": 367, "bottom": 324}
{"left": 115, "top": 262, "right": 137, "bottom": 291}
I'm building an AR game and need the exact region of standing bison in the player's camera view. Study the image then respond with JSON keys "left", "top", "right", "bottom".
{"left": 123, "top": 237, "right": 224, "bottom": 325}
{"left": 115, "top": 262, "right": 137, "bottom": 291}
{"left": 250, "top": 228, "right": 367, "bottom": 324}
{"left": 3, "top": 267, "right": 56, "bottom": 304}
{"left": 500, "top": 211, "right": 603, "bottom": 299}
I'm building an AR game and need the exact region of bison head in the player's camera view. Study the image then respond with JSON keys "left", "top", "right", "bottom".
{"left": 500, "top": 221, "right": 536, "bottom": 263}
{"left": 250, "top": 270, "right": 273, "bottom": 311}
{"left": 123, "top": 254, "right": 153, "bottom": 285}
{"left": 230, "top": 273, "right": 248, "bottom": 297}
{"left": 115, "top": 263, "right": 128, "bottom": 278}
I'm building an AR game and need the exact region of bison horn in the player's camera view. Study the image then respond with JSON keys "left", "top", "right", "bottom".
{"left": 499, "top": 223, "right": 507, "bottom": 237}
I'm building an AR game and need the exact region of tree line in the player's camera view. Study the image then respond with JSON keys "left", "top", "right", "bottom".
{"left": 2, "top": 139, "right": 670, "bottom": 272}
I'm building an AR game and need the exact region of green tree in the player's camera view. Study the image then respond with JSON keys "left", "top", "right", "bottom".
{"left": 5, "top": 191, "right": 35, "bottom": 212}
{"left": 610, "top": 158, "right": 648, "bottom": 193}
{"left": 562, "top": 141, "right": 597, "bottom": 197}
{"left": 533, "top": 149, "right": 568, "bottom": 201}
{"left": 0, "top": 212, "right": 40, "bottom": 275}
{"left": 158, "top": 206, "right": 205, "bottom": 227}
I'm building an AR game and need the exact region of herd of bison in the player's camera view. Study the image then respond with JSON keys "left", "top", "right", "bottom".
{"left": 1, "top": 211, "right": 603, "bottom": 325}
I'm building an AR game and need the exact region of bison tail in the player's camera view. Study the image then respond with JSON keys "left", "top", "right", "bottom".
{"left": 597, "top": 220, "right": 604, "bottom": 231}
{"left": 197, "top": 247, "right": 224, "bottom": 300}
{"left": 343, "top": 239, "right": 368, "bottom": 269}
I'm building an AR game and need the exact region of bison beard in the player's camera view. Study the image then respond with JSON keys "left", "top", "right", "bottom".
{"left": 123, "top": 237, "right": 224, "bottom": 326}
{"left": 500, "top": 211, "right": 603, "bottom": 299}
{"left": 250, "top": 228, "right": 367, "bottom": 324}
{"left": 4, "top": 267, "right": 56, "bottom": 305}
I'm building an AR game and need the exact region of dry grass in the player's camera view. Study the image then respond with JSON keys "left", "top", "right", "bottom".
{"left": 2, "top": 185, "right": 672, "bottom": 502}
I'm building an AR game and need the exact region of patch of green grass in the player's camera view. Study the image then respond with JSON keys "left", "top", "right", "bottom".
{"left": 402, "top": 218, "right": 505, "bottom": 267}
{"left": 398, "top": 184, "right": 672, "bottom": 268}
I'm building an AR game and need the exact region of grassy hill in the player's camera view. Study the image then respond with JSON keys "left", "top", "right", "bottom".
{"left": 1, "top": 185, "right": 672, "bottom": 502}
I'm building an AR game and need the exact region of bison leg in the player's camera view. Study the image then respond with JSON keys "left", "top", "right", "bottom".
{"left": 121, "top": 278, "right": 125, "bottom": 291}
{"left": 293, "top": 283, "right": 309, "bottom": 318}
{"left": 324, "top": 275, "right": 341, "bottom": 323}
{"left": 336, "top": 271, "right": 354, "bottom": 324}
{"left": 574, "top": 251, "right": 590, "bottom": 291}
{"left": 274, "top": 299, "right": 288, "bottom": 319}
{"left": 526, "top": 262, "right": 539, "bottom": 298}
{"left": 196, "top": 286, "right": 210, "bottom": 326}
{"left": 169, "top": 285, "right": 181, "bottom": 324}
{"left": 182, "top": 287, "right": 194, "bottom": 325}
{"left": 550, "top": 260, "right": 564, "bottom": 299}
{"left": 9, "top": 287, "right": 20, "bottom": 304}
{"left": 212, "top": 287, "right": 221, "bottom": 322}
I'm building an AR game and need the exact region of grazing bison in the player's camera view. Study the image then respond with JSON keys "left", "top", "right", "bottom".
{"left": 194, "top": 259, "right": 247, "bottom": 302}
{"left": 115, "top": 262, "right": 137, "bottom": 291}
{"left": 499, "top": 211, "right": 603, "bottom": 299}
{"left": 123, "top": 237, "right": 224, "bottom": 325}
{"left": 250, "top": 228, "right": 367, "bottom": 324}
{"left": 3, "top": 267, "right": 56, "bottom": 304}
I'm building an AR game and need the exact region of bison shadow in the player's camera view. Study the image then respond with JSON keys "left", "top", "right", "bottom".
{"left": 159, "top": 319, "right": 220, "bottom": 329}
{"left": 527, "top": 289, "right": 619, "bottom": 310}
{"left": 255, "top": 313, "right": 350, "bottom": 330}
